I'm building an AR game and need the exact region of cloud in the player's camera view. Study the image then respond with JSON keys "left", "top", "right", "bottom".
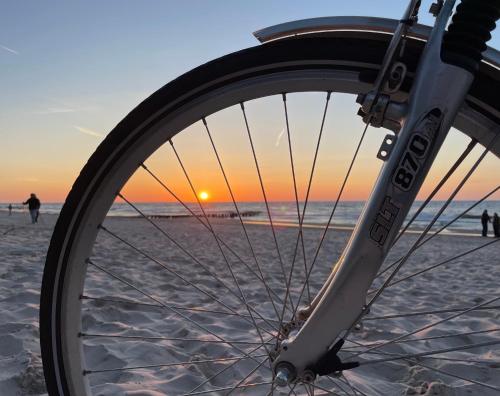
{"left": 74, "top": 125, "right": 103, "bottom": 138}
{"left": 0, "top": 44, "right": 19, "bottom": 55}
{"left": 275, "top": 128, "right": 286, "bottom": 147}
{"left": 35, "top": 107, "right": 76, "bottom": 115}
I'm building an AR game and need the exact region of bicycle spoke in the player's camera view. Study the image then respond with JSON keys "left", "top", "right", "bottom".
{"left": 347, "top": 294, "right": 500, "bottom": 359}
{"left": 283, "top": 93, "right": 309, "bottom": 307}
{"left": 380, "top": 238, "right": 500, "bottom": 290}
{"left": 273, "top": 92, "right": 318, "bottom": 341}
{"left": 239, "top": 103, "right": 295, "bottom": 317}
{"left": 81, "top": 295, "right": 279, "bottom": 322}
{"left": 344, "top": 328, "right": 500, "bottom": 350}
{"left": 282, "top": 92, "right": 332, "bottom": 320}
{"left": 84, "top": 354, "right": 267, "bottom": 375}
{"left": 282, "top": 93, "right": 312, "bottom": 304}
{"left": 80, "top": 332, "right": 273, "bottom": 346}
{"left": 98, "top": 223, "right": 277, "bottom": 336}
{"left": 362, "top": 304, "right": 500, "bottom": 321}
{"left": 416, "top": 356, "right": 500, "bottom": 365}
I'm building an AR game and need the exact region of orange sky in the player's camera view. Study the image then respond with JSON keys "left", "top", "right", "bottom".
{"left": 2, "top": 93, "right": 498, "bottom": 204}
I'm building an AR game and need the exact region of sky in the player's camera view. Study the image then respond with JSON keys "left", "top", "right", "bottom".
{"left": 1, "top": 1, "right": 499, "bottom": 203}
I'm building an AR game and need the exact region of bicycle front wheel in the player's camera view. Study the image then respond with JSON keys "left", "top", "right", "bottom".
{"left": 40, "top": 35, "right": 500, "bottom": 395}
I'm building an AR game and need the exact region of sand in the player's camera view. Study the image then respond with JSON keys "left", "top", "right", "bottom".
{"left": 0, "top": 210, "right": 499, "bottom": 395}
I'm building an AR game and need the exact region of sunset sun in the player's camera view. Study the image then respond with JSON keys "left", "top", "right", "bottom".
{"left": 199, "top": 191, "right": 209, "bottom": 201}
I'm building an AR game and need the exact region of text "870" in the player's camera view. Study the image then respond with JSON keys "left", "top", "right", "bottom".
{"left": 392, "top": 134, "right": 430, "bottom": 191}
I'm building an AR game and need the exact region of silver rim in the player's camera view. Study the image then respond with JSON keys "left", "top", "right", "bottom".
{"left": 47, "top": 68, "right": 500, "bottom": 395}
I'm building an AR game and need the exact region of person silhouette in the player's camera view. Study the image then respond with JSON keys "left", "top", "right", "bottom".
{"left": 481, "top": 210, "right": 491, "bottom": 237}
{"left": 493, "top": 213, "right": 500, "bottom": 238}
{"left": 8, "top": 204, "right": 12, "bottom": 216}
{"left": 22, "top": 193, "right": 41, "bottom": 224}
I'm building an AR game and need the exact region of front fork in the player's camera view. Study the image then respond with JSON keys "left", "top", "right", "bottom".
{"left": 273, "top": 0, "right": 475, "bottom": 381}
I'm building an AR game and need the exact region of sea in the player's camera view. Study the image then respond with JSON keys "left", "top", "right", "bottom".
{"left": 3, "top": 200, "right": 499, "bottom": 234}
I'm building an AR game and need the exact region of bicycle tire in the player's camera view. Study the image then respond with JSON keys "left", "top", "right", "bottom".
{"left": 40, "top": 35, "right": 500, "bottom": 395}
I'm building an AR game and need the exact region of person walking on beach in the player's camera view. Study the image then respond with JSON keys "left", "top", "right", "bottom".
{"left": 8, "top": 204, "right": 12, "bottom": 215}
{"left": 481, "top": 210, "right": 491, "bottom": 237}
{"left": 22, "top": 193, "right": 41, "bottom": 224}
{"left": 493, "top": 213, "right": 500, "bottom": 237}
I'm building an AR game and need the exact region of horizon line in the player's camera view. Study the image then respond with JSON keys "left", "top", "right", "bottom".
{"left": 2, "top": 199, "right": 500, "bottom": 205}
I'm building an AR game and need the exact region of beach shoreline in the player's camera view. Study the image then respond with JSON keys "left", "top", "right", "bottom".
{"left": 2, "top": 208, "right": 495, "bottom": 239}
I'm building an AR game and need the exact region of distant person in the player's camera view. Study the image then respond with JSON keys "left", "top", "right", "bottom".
{"left": 493, "top": 213, "right": 500, "bottom": 238}
{"left": 8, "top": 204, "right": 12, "bottom": 216}
{"left": 22, "top": 193, "right": 41, "bottom": 224}
{"left": 481, "top": 210, "right": 491, "bottom": 237}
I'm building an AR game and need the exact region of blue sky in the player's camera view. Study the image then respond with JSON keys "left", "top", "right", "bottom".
{"left": 1, "top": 1, "right": 499, "bottom": 201}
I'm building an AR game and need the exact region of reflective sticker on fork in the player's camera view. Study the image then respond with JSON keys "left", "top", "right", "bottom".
{"left": 369, "top": 108, "right": 443, "bottom": 247}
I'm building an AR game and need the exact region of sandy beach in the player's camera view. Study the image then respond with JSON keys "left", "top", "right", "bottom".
{"left": 1, "top": 210, "right": 499, "bottom": 395}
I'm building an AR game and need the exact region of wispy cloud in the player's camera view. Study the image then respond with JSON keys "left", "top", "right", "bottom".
{"left": 275, "top": 128, "right": 286, "bottom": 147}
{"left": 35, "top": 107, "right": 76, "bottom": 115}
{"left": 74, "top": 125, "right": 103, "bottom": 138}
{"left": 0, "top": 44, "right": 19, "bottom": 55}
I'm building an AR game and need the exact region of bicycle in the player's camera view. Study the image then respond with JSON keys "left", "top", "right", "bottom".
{"left": 40, "top": 0, "right": 500, "bottom": 394}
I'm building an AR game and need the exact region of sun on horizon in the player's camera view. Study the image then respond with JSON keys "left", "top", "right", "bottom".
{"left": 199, "top": 191, "right": 209, "bottom": 201}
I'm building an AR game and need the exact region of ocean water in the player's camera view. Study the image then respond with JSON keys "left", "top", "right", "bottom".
{"left": 3, "top": 200, "right": 499, "bottom": 234}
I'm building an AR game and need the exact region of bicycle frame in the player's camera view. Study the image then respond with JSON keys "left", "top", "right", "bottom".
{"left": 272, "top": 0, "right": 477, "bottom": 381}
